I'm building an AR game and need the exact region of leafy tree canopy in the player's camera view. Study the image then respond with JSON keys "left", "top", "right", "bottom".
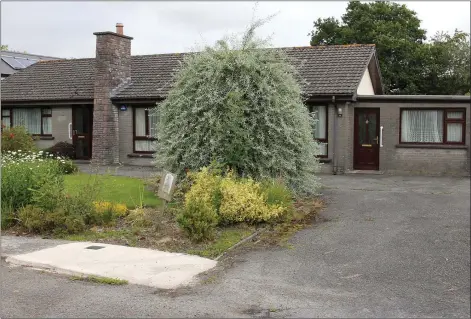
{"left": 420, "top": 30, "right": 470, "bottom": 95}
{"left": 309, "top": 1, "right": 470, "bottom": 95}
{"left": 155, "top": 18, "right": 322, "bottom": 195}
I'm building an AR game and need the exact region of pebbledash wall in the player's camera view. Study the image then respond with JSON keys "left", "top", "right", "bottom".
{"left": 317, "top": 96, "right": 470, "bottom": 176}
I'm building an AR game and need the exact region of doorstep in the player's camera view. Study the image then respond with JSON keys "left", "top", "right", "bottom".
{"left": 345, "top": 170, "right": 384, "bottom": 175}
{"left": 73, "top": 160, "right": 91, "bottom": 165}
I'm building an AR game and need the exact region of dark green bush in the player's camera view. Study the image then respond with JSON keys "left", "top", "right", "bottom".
{"left": 177, "top": 199, "right": 219, "bottom": 242}
{"left": 43, "top": 141, "right": 75, "bottom": 159}
{"left": 18, "top": 205, "right": 49, "bottom": 233}
{"left": 261, "top": 178, "right": 294, "bottom": 208}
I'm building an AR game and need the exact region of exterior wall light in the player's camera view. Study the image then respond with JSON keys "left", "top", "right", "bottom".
{"left": 337, "top": 107, "right": 343, "bottom": 117}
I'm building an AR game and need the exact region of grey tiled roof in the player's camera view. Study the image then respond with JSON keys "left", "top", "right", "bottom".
{"left": 1, "top": 45, "right": 376, "bottom": 102}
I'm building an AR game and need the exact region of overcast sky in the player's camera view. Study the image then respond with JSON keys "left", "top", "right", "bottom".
{"left": 1, "top": 1, "right": 470, "bottom": 58}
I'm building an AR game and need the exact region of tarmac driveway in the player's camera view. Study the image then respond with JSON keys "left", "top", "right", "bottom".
{"left": 2, "top": 175, "right": 470, "bottom": 318}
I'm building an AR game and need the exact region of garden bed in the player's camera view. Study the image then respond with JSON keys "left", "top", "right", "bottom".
{"left": 2, "top": 155, "right": 323, "bottom": 260}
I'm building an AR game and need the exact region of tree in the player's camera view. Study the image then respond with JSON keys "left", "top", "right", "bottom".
{"left": 309, "top": 1, "right": 427, "bottom": 94}
{"left": 420, "top": 30, "right": 470, "bottom": 95}
{"left": 154, "top": 19, "right": 322, "bottom": 195}
{"left": 1, "top": 44, "right": 9, "bottom": 51}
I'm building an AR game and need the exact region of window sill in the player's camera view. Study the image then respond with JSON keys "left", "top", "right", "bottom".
{"left": 127, "top": 153, "right": 154, "bottom": 158}
{"left": 319, "top": 158, "right": 332, "bottom": 163}
{"left": 34, "top": 136, "right": 55, "bottom": 140}
{"left": 395, "top": 144, "right": 468, "bottom": 150}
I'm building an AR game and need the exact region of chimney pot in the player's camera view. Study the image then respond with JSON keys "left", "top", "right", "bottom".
{"left": 116, "top": 23, "right": 124, "bottom": 35}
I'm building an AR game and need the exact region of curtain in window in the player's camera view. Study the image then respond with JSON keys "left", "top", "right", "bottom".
{"left": 447, "top": 123, "right": 463, "bottom": 142}
{"left": 12, "top": 108, "right": 41, "bottom": 134}
{"left": 135, "top": 140, "right": 156, "bottom": 152}
{"left": 318, "top": 143, "right": 327, "bottom": 156}
{"left": 42, "top": 117, "right": 52, "bottom": 134}
{"left": 135, "top": 108, "right": 146, "bottom": 136}
{"left": 2, "top": 110, "right": 11, "bottom": 129}
{"left": 312, "top": 106, "right": 327, "bottom": 139}
{"left": 401, "top": 110, "right": 443, "bottom": 143}
{"left": 148, "top": 108, "right": 159, "bottom": 138}
{"left": 2, "top": 118, "right": 10, "bottom": 129}
{"left": 447, "top": 111, "right": 463, "bottom": 119}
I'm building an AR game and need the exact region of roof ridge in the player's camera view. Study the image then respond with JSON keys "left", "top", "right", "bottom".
{"left": 1, "top": 50, "right": 62, "bottom": 59}
{"left": 130, "top": 44, "right": 376, "bottom": 58}
{"left": 36, "top": 57, "right": 95, "bottom": 63}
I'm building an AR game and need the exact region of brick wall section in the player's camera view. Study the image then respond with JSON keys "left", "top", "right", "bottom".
{"left": 347, "top": 100, "right": 470, "bottom": 176}
{"left": 92, "top": 31, "right": 132, "bottom": 164}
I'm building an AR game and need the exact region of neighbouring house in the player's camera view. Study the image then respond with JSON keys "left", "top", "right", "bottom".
{"left": 1, "top": 24, "right": 469, "bottom": 176}
{"left": 1, "top": 50, "right": 60, "bottom": 79}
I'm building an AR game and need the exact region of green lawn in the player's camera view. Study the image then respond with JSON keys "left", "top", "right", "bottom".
{"left": 64, "top": 173, "right": 162, "bottom": 209}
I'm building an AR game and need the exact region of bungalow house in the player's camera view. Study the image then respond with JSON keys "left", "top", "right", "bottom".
{"left": 1, "top": 24, "right": 469, "bottom": 176}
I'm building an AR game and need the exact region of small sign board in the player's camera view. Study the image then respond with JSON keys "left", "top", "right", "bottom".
{"left": 120, "top": 105, "right": 128, "bottom": 111}
{"left": 157, "top": 170, "right": 177, "bottom": 202}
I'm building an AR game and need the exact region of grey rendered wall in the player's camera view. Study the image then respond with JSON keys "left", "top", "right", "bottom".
{"left": 118, "top": 105, "right": 154, "bottom": 166}
{"left": 35, "top": 107, "right": 72, "bottom": 149}
{"left": 350, "top": 101, "right": 470, "bottom": 176}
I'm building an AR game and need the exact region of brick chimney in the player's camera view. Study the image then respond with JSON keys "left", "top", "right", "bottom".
{"left": 92, "top": 24, "right": 133, "bottom": 164}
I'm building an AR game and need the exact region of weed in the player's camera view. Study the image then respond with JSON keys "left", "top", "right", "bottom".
{"left": 70, "top": 275, "right": 128, "bottom": 285}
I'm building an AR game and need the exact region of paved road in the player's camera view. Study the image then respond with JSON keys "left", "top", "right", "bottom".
{"left": 2, "top": 175, "right": 469, "bottom": 318}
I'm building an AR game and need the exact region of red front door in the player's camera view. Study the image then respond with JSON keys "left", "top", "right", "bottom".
{"left": 354, "top": 108, "right": 380, "bottom": 170}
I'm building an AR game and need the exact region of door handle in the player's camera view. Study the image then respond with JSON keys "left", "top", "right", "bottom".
{"left": 380, "top": 126, "right": 383, "bottom": 147}
{"left": 373, "top": 136, "right": 379, "bottom": 144}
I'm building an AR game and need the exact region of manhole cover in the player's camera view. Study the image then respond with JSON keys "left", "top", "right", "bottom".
{"left": 85, "top": 245, "right": 105, "bottom": 250}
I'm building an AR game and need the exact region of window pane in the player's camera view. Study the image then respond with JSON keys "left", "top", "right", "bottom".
{"left": 447, "top": 123, "right": 463, "bottom": 142}
{"left": 135, "top": 108, "right": 146, "bottom": 136}
{"left": 2, "top": 109, "right": 10, "bottom": 116}
{"left": 401, "top": 110, "right": 443, "bottom": 143}
{"left": 12, "top": 108, "right": 41, "bottom": 134}
{"left": 135, "top": 140, "right": 156, "bottom": 152}
{"left": 2, "top": 118, "right": 11, "bottom": 129}
{"left": 447, "top": 111, "right": 463, "bottom": 119}
{"left": 318, "top": 143, "right": 327, "bottom": 156}
{"left": 42, "top": 117, "right": 52, "bottom": 135}
{"left": 311, "top": 105, "right": 327, "bottom": 139}
{"left": 148, "top": 108, "right": 159, "bottom": 138}
{"left": 42, "top": 108, "right": 52, "bottom": 115}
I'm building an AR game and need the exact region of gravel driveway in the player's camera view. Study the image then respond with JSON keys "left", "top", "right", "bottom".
{"left": 2, "top": 175, "right": 469, "bottom": 318}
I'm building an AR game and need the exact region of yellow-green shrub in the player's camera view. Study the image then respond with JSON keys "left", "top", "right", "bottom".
{"left": 183, "top": 167, "right": 222, "bottom": 213}
{"left": 218, "top": 175, "right": 287, "bottom": 224}
{"left": 93, "top": 201, "right": 128, "bottom": 218}
{"left": 178, "top": 167, "right": 221, "bottom": 241}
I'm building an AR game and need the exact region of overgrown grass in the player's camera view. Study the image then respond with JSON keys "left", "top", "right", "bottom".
{"left": 70, "top": 275, "right": 128, "bottom": 285}
{"left": 64, "top": 173, "right": 162, "bottom": 209}
{"left": 187, "top": 226, "right": 255, "bottom": 258}
{"left": 59, "top": 221, "right": 256, "bottom": 260}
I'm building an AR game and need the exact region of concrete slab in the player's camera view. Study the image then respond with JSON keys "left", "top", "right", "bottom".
{"left": 5, "top": 242, "right": 217, "bottom": 289}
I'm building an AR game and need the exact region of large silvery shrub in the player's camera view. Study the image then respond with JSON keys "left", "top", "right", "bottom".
{"left": 154, "top": 20, "right": 322, "bottom": 195}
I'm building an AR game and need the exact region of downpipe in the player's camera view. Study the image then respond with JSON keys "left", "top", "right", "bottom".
{"left": 332, "top": 95, "right": 338, "bottom": 175}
